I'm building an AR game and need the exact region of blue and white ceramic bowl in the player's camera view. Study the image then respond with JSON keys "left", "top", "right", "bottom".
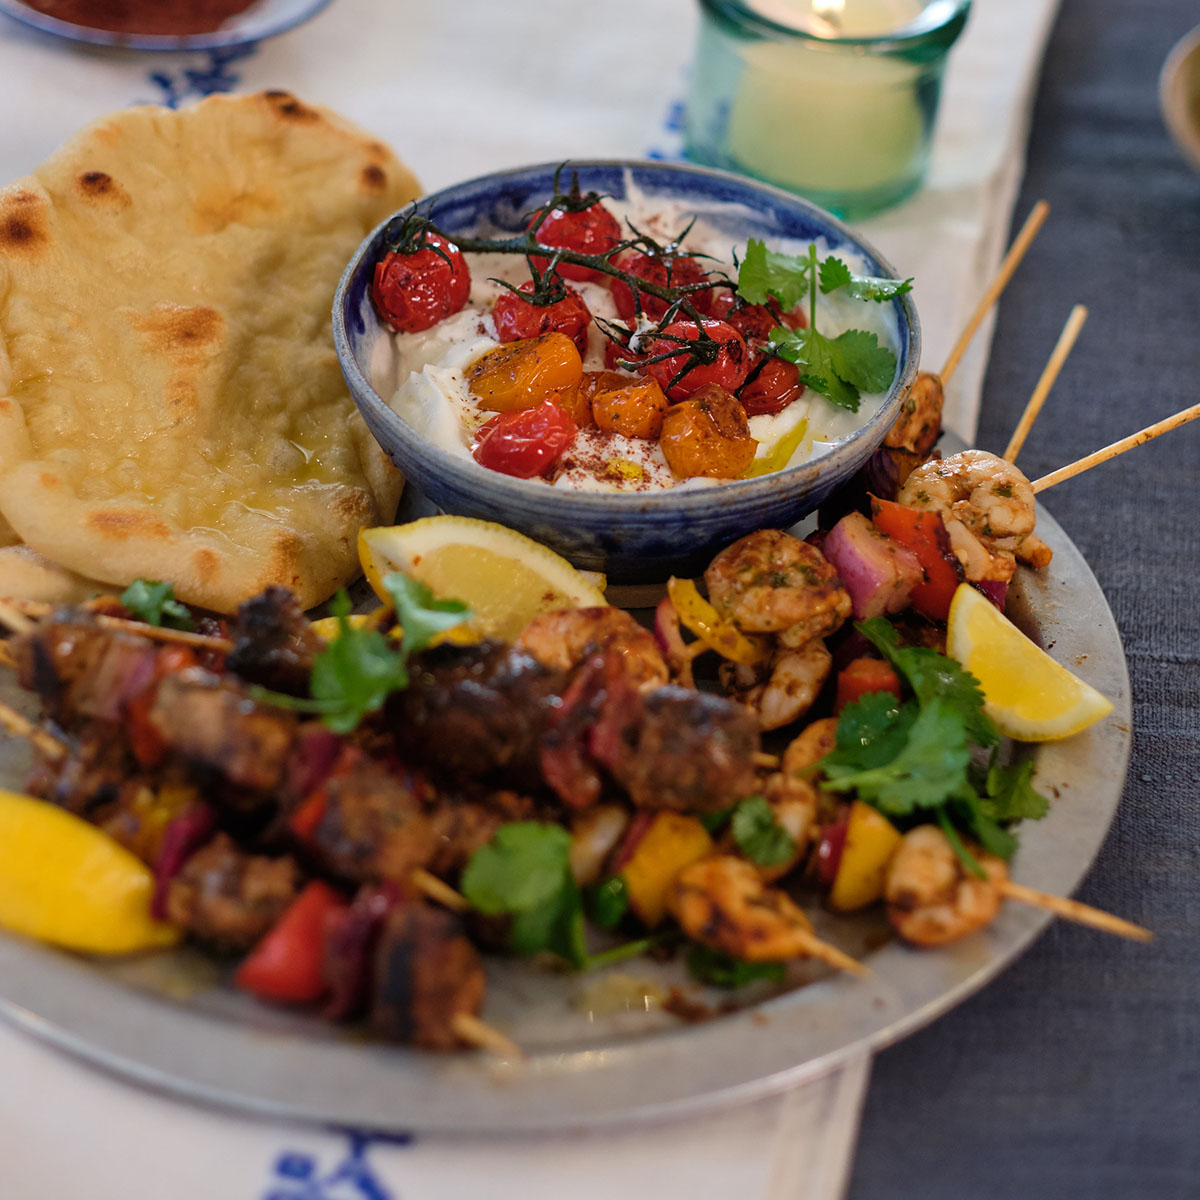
{"left": 333, "top": 160, "right": 920, "bottom": 582}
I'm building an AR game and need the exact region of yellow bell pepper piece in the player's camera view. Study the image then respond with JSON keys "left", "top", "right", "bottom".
{"left": 310, "top": 612, "right": 475, "bottom": 647}
{"left": 666, "top": 577, "right": 771, "bottom": 667}
{"left": 0, "top": 789, "right": 181, "bottom": 954}
{"left": 622, "top": 812, "right": 714, "bottom": 927}
{"left": 828, "top": 800, "right": 903, "bottom": 912}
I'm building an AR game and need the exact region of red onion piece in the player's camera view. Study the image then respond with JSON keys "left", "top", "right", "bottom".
{"left": 151, "top": 802, "right": 217, "bottom": 920}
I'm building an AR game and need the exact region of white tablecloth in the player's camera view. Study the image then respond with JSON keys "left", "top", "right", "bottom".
{"left": 0, "top": 0, "right": 1059, "bottom": 1194}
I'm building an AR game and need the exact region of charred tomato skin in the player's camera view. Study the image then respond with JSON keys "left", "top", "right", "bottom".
{"left": 473, "top": 399, "right": 578, "bottom": 478}
{"left": 738, "top": 355, "right": 806, "bottom": 416}
{"left": 492, "top": 282, "right": 592, "bottom": 357}
{"left": 528, "top": 201, "right": 622, "bottom": 283}
{"left": 372, "top": 232, "right": 471, "bottom": 333}
{"left": 644, "top": 317, "right": 750, "bottom": 401}
{"left": 608, "top": 250, "right": 713, "bottom": 321}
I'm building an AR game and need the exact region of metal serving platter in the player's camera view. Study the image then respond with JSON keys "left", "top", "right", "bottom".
{"left": 0, "top": 499, "right": 1131, "bottom": 1134}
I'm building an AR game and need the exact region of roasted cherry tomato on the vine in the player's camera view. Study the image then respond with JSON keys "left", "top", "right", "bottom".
{"left": 603, "top": 326, "right": 653, "bottom": 373}
{"left": 473, "top": 400, "right": 577, "bottom": 478}
{"left": 547, "top": 369, "right": 629, "bottom": 429}
{"left": 608, "top": 250, "right": 713, "bottom": 321}
{"left": 528, "top": 201, "right": 622, "bottom": 283}
{"left": 737, "top": 355, "right": 806, "bottom": 416}
{"left": 592, "top": 377, "right": 669, "bottom": 440}
{"left": 658, "top": 383, "right": 756, "bottom": 479}
{"left": 707, "top": 291, "right": 780, "bottom": 342}
{"left": 371, "top": 233, "right": 471, "bottom": 334}
{"left": 643, "top": 317, "right": 750, "bottom": 402}
{"left": 492, "top": 282, "right": 592, "bottom": 358}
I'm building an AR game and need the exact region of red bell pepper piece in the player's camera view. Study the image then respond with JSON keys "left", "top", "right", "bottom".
{"left": 869, "top": 496, "right": 963, "bottom": 622}
{"left": 814, "top": 813, "right": 850, "bottom": 888}
{"left": 234, "top": 880, "right": 348, "bottom": 1005}
{"left": 126, "top": 645, "right": 199, "bottom": 769}
{"left": 835, "top": 657, "right": 903, "bottom": 714}
{"left": 288, "top": 789, "right": 329, "bottom": 844}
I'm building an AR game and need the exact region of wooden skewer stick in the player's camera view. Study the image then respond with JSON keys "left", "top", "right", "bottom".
{"left": 753, "top": 751, "right": 781, "bottom": 770}
{"left": 999, "top": 880, "right": 1153, "bottom": 943}
{"left": 0, "top": 700, "right": 66, "bottom": 760}
{"left": 411, "top": 868, "right": 470, "bottom": 913}
{"left": 451, "top": 1012, "right": 524, "bottom": 1059}
{"left": 0, "top": 599, "right": 36, "bottom": 636}
{"left": 1031, "top": 401, "right": 1200, "bottom": 494}
{"left": 1003, "top": 304, "right": 1088, "bottom": 463}
{"left": 798, "top": 932, "right": 872, "bottom": 979}
{"left": 0, "top": 642, "right": 15, "bottom": 670}
{"left": 940, "top": 200, "right": 1051, "bottom": 386}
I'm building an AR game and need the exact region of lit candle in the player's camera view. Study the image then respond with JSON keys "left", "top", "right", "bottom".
{"left": 685, "top": 0, "right": 969, "bottom": 217}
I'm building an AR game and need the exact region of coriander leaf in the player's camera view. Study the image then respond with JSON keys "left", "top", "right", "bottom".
{"left": 120, "top": 579, "right": 194, "bottom": 631}
{"left": 770, "top": 327, "right": 861, "bottom": 412}
{"left": 818, "top": 255, "right": 852, "bottom": 294}
{"left": 935, "top": 806, "right": 986, "bottom": 878}
{"left": 382, "top": 571, "right": 472, "bottom": 656}
{"left": 827, "top": 691, "right": 917, "bottom": 772}
{"left": 825, "top": 329, "right": 899, "bottom": 393}
{"left": 686, "top": 944, "right": 785, "bottom": 989}
{"left": 857, "top": 618, "right": 1000, "bottom": 748}
{"left": 731, "top": 794, "right": 796, "bottom": 867}
{"left": 736, "top": 237, "right": 812, "bottom": 311}
{"left": 819, "top": 255, "right": 913, "bottom": 302}
{"left": 957, "top": 794, "right": 1019, "bottom": 861}
{"left": 821, "top": 699, "right": 971, "bottom": 817}
{"left": 981, "top": 755, "right": 1050, "bottom": 823}
{"left": 460, "top": 822, "right": 574, "bottom": 916}
{"left": 308, "top": 592, "right": 409, "bottom": 734}
{"left": 584, "top": 875, "right": 630, "bottom": 930}
{"left": 510, "top": 876, "right": 588, "bottom": 968}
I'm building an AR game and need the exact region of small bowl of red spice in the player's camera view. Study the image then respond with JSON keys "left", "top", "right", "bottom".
{"left": 0, "top": 0, "right": 332, "bottom": 49}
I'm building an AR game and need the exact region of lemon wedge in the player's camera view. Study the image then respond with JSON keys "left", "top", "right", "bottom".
{"left": 0, "top": 789, "right": 180, "bottom": 954}
{"left": 946, "top": 583, "right": 1113, "bottom": 741}
{"left": 358, "top": 517, "right": 608, "bottom": 642}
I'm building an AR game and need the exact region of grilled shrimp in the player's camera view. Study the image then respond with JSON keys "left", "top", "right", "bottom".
{"left": 884, "top": 371, "right": 943, "bottom": 456}
{"left": 782, "top": 717, "right": 839, "bottom": 777}
{"left": 668, "top": 855, "right": 815, "bottom": 962}
{"left": 705, "top": 530, "right": 851, "bottom": 645}
{"left": 897, "top": 449, "right": 1043, "bottom": 581}
{"left": 753, "top": 773, "right": 819, "bottom": 882}
{"left": 517, "top": 606, "right": 668, "bottom": 693}
{"left": 884, "top": 825, "right": 1008, "bottom": 947}
{"left": 720, "top": 640, "right": 832, "bottom": 731}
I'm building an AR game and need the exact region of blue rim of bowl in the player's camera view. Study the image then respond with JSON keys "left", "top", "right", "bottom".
{"left": 334, "top": 158, "right": 921, "bottom": 515}
{"left": 0, "top": 0, "right": 332, "bottom": 50}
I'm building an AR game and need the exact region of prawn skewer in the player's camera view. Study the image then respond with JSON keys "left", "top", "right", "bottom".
{"left": 998, "top": 879, "right": 1153, "bottom": 943}
{"left": 1032, "top": 401, "right": 1200, "bottom": 493}
{"left": 1003, "top": 304, "right": 1088, "bottom": 463}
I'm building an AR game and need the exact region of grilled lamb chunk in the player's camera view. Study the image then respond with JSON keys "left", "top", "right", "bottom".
{"left": 25, "top": 720, "right": 133, "bottom": 816}
{"left": 309, "top": 753, "right": 437, "bottom": 886}
{"left": 389, "top": 641, "right": 566, "bottom": 790}
{"left": 371, "top": 903, "right": 486, "bottom": 1049}
{"left": 590, "top": 686, "right": 760, "bottom": 813}
{"left": 148, "top": 669, "right": 298, "bottom": 792}
{"left": 165, "top": 832, "right": 299, "bottom": 953}
{"left": 13, "top": 615, "right": 157, "bottom": 726}
{"left": 225, "top": 587, "right": 323, "bottom": 696}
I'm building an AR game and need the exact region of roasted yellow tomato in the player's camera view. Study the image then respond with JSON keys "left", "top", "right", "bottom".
{"left": 546, "top": 369, "right": 629, "bottom": 429}
{"left": 659, "top": 383, "right": 757, "bottom": 479}
{"left": 467, "top": 332, "right": 583, "bottom": 413}
{"left": 592, "top": 377, "right": 670, "bottom": 440}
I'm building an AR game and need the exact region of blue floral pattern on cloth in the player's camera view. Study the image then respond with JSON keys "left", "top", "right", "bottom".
{"left": 139, "top": 44, "right": 257, "bottom": 108}
{"left": 262, "top": 1131, "right": 412, "bottom": 1200}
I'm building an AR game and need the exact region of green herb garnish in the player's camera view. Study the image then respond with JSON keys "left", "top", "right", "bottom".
{"left": 120, "top": 579, "right": 194, "bottom": 631}
{"left": 818, "top": 619, "right": 1049, "bottom": 870}
{"left": 686, "top": 944, "right": 786, "bottom": 989}
{"left": 737, "top": 240, "right": 909, "bottom": 412}
{"left": 730, "top": 795, "right": 796, "bottom": 868}
{"left": 585, "top": 875, "right": 631, "bottom": 931}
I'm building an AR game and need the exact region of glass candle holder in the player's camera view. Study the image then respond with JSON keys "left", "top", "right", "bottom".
{"left": 685, "top": 0, "right": 970, "bottom": 219}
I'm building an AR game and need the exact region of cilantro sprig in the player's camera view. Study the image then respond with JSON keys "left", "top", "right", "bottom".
{"left": 250, "top": 571, "right": 471, "bottom": 733}
{"left": 730, "top": 795, "right": 796, "bottom": 868}
{"left": 818, "top": 618, "right": 1049, "bottom": 871}
{"left": 462, "top": 823, "right": 666, "bottom": 970}
{"left": 120, "top": 579, "right": 194, "bottom": 631}
{"left": 737, "top": 239, "right": 910, "bottom": 412}
{"left": 686, "top": 945, "right": 785, "bottom": 989}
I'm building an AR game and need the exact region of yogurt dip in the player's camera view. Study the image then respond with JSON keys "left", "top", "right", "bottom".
{"left": 376, "top": 187, "right": 901, "bottom": 492}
